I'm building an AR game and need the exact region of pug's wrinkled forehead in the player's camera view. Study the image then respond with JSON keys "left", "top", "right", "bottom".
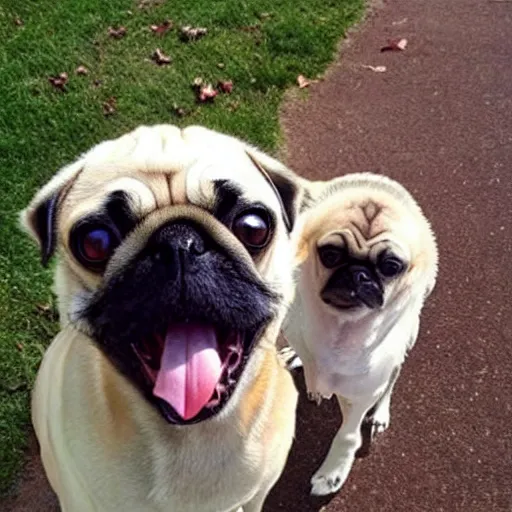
{"left": 57, "top": 125, "right": 291, "bottom": 232}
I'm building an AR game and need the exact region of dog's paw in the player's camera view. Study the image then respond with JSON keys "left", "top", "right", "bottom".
{"left": 310, "top": 469, "right": 347, "bottom": 496}
{"left": 278, "top": 347, "right": 303, "bottom": 371}
{"left": 364, "top": 402, "right": 390, "bottom": 439}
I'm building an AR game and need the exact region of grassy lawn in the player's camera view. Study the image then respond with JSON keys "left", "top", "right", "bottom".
{"left": 0, "top": 0, "right": 363, "bottom": 494}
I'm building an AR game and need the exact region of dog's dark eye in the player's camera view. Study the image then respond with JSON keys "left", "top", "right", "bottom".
{"left": 71, "top": 223, "right": 120, "bottom": 270}
{"left": 232, "top": 210, "right": 271, "bottom": 250}
{"left": 318, "top": 245, "right": 345, "bottom": 268}
{"left": 378, "top": 253, "right": 405, "bottom": 277}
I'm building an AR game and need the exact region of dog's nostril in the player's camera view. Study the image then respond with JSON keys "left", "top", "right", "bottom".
{"left": 354, "top": 270, "right": 371, "bottom": 284}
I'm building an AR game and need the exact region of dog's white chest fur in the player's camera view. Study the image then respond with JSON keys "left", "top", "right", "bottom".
{"left": 285, "top": 274, "right": 420, "bottom": 401}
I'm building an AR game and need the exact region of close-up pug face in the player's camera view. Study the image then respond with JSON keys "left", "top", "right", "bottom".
{"left": 22, "top": 124, "right": 301, "bottom": 426}
{"left": 297, "top": 174, "right": 437, "bottom": 320}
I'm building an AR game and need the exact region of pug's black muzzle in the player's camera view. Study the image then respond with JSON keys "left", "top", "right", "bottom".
{"left": 81, "top": 220, "right": 278, "bottom": 424}
{"left": 321, "top": 263, "right": 384, "bottom": 310}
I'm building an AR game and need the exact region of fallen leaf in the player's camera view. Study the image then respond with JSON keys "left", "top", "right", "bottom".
{"left": 228, "top": 100, "right": 240, "bottom": 112}
{"left": 36, "top": 303, "right": 51, "bottom": 314}
{"left": 180, "top": 25, "right": 207, "bottom": 42}
{"left": 297, "top": 74, "right": 310, "bottom": 88}
{"left": 152, "top": 48, "right": 172, "bottom": 65}
{"left": 240, "top": 24, "right": 260, "bottom": 33}
{"left": 192, "top": 76, "right": 203, "bottom": 88}
{"left": 48, "top": 72, "right": 68, "bottom": 91}
{"left": 75, "top": 65, "right": 89, "bottom": 75}
{"left": 16, "top": 343, "right": 24, "bottom": 351}
{"left": 14, "top": 17, "right": 23, "bottom": 26}
{"left": 381, "top": 38, "right": 408, "bottom": 52}
{"left": 217, "top": 80, "right": 233, "bottom": 94}
{"left": 108, "top": 26, "right": 127, "bottom": 39}
{"left": 361, "top": 64, "right": 387, "bottom": 73}
{"left": 197, "top": 84, "right": 218, "bottom": 103}
{"left": 103, "top": 96, "right": 117, "bottom": 116}
{"left": 217, "top": 62, "right": 225, "bottom": 69}
{"left": 172, "top": 103, "right": 188, "bottom": 117}
{"left": 138, "top": 0, "right": 164, "bottom": 9}
{"left": 392, "top": 18, "right": 408, "bottom": 26}
{"left": 150, "top": 20, "right": 173, "bottom": 34}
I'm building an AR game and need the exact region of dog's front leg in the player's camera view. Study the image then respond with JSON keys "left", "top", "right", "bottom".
{"left": 310, "top": 395, "right": 374, "bottom": 496}
{"left": 364, "top": 365, "right": 401, "bottom": 440}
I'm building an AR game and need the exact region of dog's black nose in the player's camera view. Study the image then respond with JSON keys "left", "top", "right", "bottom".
{"left": 147, "top": 222, "right": 208, "bottom": 270}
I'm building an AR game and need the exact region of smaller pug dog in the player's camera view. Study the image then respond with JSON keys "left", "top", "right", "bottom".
{"left": 21, "top": 125, "right": 303, "bottom": 512}
{"left": 283, "top": 172, "right": 438, "bottom": 496}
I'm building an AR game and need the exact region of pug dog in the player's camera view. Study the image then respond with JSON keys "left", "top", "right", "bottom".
{"left": 21, "top": 124, "right": 304, "bottom": 512}
{"left": 282, "top": 172, "right": 438, "bottom": 496}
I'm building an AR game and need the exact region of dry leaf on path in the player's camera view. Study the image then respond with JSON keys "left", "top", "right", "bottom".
{"left": 103, "top": 96, "right": 117, "bottom": 116}
{"left": 217, "top": 80, "right": 233, "bottom": 94}
{"left": 381, "top": 38, "right": 408, "bottom": 52}
{"left": 392, "top": 18, "right": 408, "bottom": 26}
{"left": 297, "top": 74, "right": 310, "bottom": 88}
{"left": 152, "top": 48, "right": 172, "bottom": 65}
{"left": 198, "top": 84, "right": 218, "bottom": 102}
{"left": 108, "top": 26, "right": 127, "bottom": 39}
{"left": 48, "top": 72, "right": 68, "bottom": 91}
{"left": 180, "top": 25, "right": 207, "bottom": 42}
{"left": 361, "top": 64, "right": 387, "bottom": 73}
{"left": 75, "top": 65, "right": 89, "bottom": 75}
{"left": 150, "top": 20, "right": 173, "bottom": 34}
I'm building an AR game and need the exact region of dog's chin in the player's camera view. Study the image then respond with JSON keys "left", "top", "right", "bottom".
{"left": 127, "top": 323, "right": 262, "bottom": 426}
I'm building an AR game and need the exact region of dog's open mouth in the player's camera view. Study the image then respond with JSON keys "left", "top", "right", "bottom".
{"left": 131, "top": 324, "right": 250, "bottom": 424}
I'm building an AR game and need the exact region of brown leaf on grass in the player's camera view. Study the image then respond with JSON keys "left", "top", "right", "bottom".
{"left": 172, "top": 103, "right": 188, "bottom": 117}
{"left": 180, "top": 25, "right": 207, "bottom": 42}
{"left": 48, "top": 72, "right": 68, "bottom": 91}
{"left": 197, "top": 84, "right": 218, "bottom": 103}
{"left": 36, "top": 303, "right": 51, "bottom": 314}
{"left": 217, "top": 80, "right": 233, "bottom": 94}
{"left": 152, "top": 48, "right": 172, "bottom": 65}
{"left": 192, "top": 76, "right": 203, "bottom": 88}
{"left": 150, "top": 20, "right": 173, "bottom": 34}
{"left": 16, "top": 343, "right": 24, "bottom": 352}
{"left": 228, "top": 100, "right": 240, "bottom": 112}
{"left": 75, "top": 65, "right": 89, "bottom": 75}
{"left": 103, "top": 96, "right": 117, "bottom": 116}
{"left": 108, "top": 26, "right": 127, "bottom": 39}
{"left": 297, "top": 74, "right": 310, "bottom": 88}
{"left": 138, "top": 0, "right": 164, "bottom": 9}
{"left": 14, "top": 17, "right": 24, "bottom": 26}
{"left": 381, "top": 38, "right": 408, "bottom": 52}
{"left": 240, "top": 24, "right": 260, "bottom": 33}
{"left": 361, "top": 64, "right": 387, "bottom": 73}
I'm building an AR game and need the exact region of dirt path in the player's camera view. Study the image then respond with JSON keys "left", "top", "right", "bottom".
{"left": 266, "top": 0, "right": 512, "bottom": 510}
{"left": 3, "top": 0, "right": 512, "bottom": 510}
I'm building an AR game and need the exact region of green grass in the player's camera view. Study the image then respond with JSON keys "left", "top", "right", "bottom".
{"left": 0, "top": 0, "right": 363, "bottom": 494}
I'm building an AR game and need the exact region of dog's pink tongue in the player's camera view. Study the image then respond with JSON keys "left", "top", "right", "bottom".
{"left": 153, "top": 324, "right": 222, "bottom": 420}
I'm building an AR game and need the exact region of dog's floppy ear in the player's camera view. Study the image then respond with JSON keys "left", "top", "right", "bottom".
{"left": 20, "top": 159, "right": 85, "bottom": 267}
{"left": 245, "top": 150, "right": 304, "bottom": 233}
